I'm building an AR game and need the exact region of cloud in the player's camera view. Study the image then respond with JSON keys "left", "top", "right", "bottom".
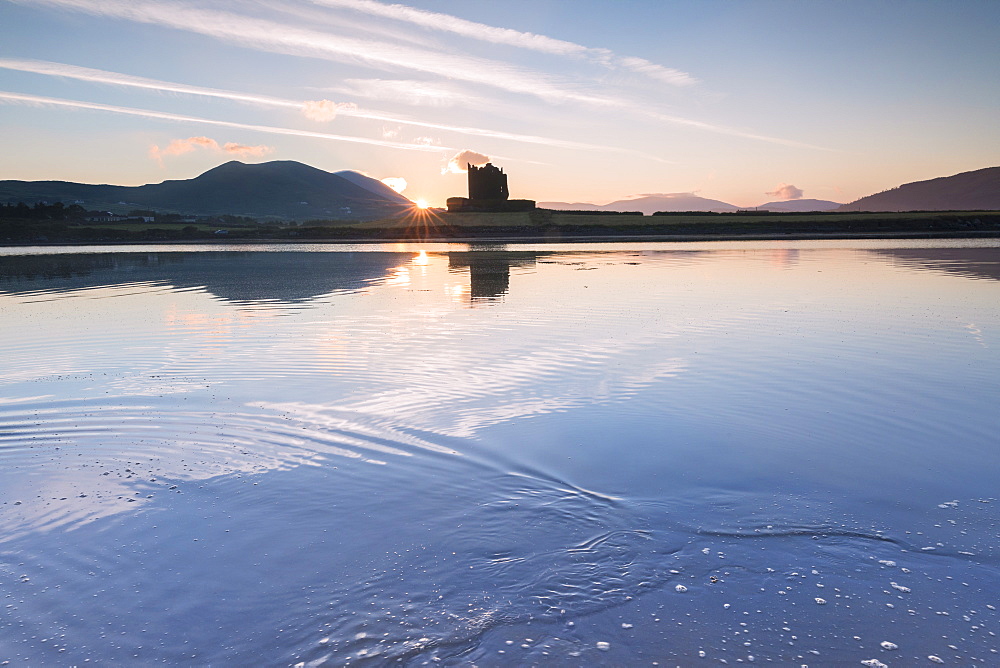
{"left": 0, "top": 58, "right": 629, "bottom": 153}
{"left": 335, "top": 79, "right": 468, "bottom": 107}
{"left": 443, "top": 150, "right": 490, "bottom": 174}
{"left": 380, "top": 177, "right": 407, "bottom": 194}
{"left": 148, "top": 135, "right": 273, "bottom": 164}
{"left": 1, "top": 14, "right": 828, "bottom": 151}
{"left": 765, "top": 183, "right": 804, "bottom": 200}
{"left": 314, "top": 0, "right": 698, "bottom": 86}
{"left": 302, "top": 99, "right": 356, "bottom": 121}
{"left": 153, "top": 135, "right": 217, "bottom": 157}
{"left": 222, "top": 142, "right": 272, "bottom": 157}
{"left": 15, "top": 0, "right": 612, "bottom": 106}
{"left": 0, "top": 91, "right": 459, "bottom": 153}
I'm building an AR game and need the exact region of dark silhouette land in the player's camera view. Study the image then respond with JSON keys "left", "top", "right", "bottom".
{"left": 0, "top": 161, "right": 414, "bottom": 221}
{"left": 447, "top": 163, "right": 536, "bottom": 213}
{"left": 839, "top": 166, "right": 1000, "bottom": 212}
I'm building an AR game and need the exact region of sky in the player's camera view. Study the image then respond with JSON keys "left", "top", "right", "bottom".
{"left": 1, "top": 0, "right": 998, "bottom": 208}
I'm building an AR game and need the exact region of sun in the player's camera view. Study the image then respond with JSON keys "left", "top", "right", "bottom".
{"left": 397, "top": 199, "right": 444, "bottom": 241}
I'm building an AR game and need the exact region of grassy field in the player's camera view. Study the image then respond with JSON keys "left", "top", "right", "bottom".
{"left": 357, "top": 209, "right": 1000, "bottom": 226}
{"left": 353, "top": 209, "right": 1000, "bottom": 237}
{"left": 4, "top": 210, "right": 999, "bottom": 244}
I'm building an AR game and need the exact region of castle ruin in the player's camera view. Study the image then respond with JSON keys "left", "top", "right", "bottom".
{"left": 447, "top": 162, "right": 535, "bottom": 213}
{"left": 468, "top": 163, "right": 509, "bottom": 201}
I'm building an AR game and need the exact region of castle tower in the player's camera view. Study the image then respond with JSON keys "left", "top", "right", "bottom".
{"left": 468, "top": 163, "right": 509, "bottom": 200}
{"left": 446, "top": 162, "right": 534, "bottom": 213}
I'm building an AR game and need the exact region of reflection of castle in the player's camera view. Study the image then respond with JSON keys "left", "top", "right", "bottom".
{"left": 448, "top": 251, "right": 538, "bottom": 300}
{"left": 447, "top": 163, "right": 536, "bottom": 213}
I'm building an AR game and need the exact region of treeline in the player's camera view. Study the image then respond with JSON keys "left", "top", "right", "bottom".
{"left": 0, "top": 201, "right": 258, "bottom": 225}
{"left": 0, "top": 202, "right": 89, "bottom": 220}
{"left": 653, "top": 210, "right": 804, "bottom": 216}
{"left": 551, "top": 210, "right": 644, "bottom": 216}
{"left": 0, "top": 220, "right": 284, "bottom": 243}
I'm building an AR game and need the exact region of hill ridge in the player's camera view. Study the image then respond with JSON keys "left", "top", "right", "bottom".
{"left": 0, "top": 160, "right": 414, "bottom": 221}
{"left": 839, "top": 166, "right": 1000, "bottom": 212}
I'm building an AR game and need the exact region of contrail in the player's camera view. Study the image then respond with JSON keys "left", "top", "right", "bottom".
{"left": 8, "top": 1, "right": 829, "bottom": 150}
{"left": 311, "top": 0, "right": 698, "bottom": 86}
{"left": 0, "top": 91, "right": 458, "bottom": 153}
{"left": 0, "top": 58, "right": 618, "bottom": 153}
{"left": 10, "top": 0, "right": 612, "bottom": 106}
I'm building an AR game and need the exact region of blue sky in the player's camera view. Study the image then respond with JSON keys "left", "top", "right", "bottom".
{"left": 1, "top": 0, "right": 998, "bottom": 207}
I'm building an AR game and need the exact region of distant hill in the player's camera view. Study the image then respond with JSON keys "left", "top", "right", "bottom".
{"left": 0, "top": 160, "right": 415, "bottom": 221}
{"left": 754, "top": 199, "right": 842, "bottom": 212}
{"left": 541, "top": 193, "right": 739, "bottom": 214}
{"left": 839, "top": 166, "right": 1000, "bottom": 212}
{"left": 333, "top": 170, "right": 412, "bottom": 205}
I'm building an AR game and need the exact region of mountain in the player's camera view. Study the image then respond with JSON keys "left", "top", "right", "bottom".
{"left": 333, "top": 170, "right": 411, "bottom": 205}
{"left": 540, "top": 193, "right": 739, "bottom": 214}
{"left": 0, "top": 160, "right": 415, "bottom": 221}
{"left": 838, "top": 166, "right": 1000, "bottom": 212}
{"left": 754, "top": 199, "right": 842, "bottom": 212}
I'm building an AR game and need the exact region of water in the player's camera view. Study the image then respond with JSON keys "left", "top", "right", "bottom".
{"left": 1, "top": 241, "right": 998, "bottom": 665}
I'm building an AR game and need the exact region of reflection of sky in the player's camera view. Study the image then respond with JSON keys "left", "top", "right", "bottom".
{"left": 2, "top": 244, "right": 999, "bottom": 536}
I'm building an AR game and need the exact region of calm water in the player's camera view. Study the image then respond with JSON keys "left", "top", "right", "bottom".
{"left": 1, "top": 241, "right": 999, "bottom": 666}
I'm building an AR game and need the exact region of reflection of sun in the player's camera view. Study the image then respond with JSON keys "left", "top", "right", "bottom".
{"left": 415, "top": 199, "right": 429, "bottom": 209}
{"left": 413, "top": 250, "right": 429, "bottom": 265}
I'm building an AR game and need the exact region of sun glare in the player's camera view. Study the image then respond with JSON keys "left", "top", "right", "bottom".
{"left": 415, "top": 199, "right": 429, "bottom": 209}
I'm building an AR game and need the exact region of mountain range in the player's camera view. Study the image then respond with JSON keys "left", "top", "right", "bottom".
{"left": 543, "top": 167, "right": 998, "bottom": 213}
{"left": 540, "top": 194, "right": 846, "bottom": 214}
{"left": 539, "top": 193, "right": 741, "bottom": 214}
{"left": 1, "top": 161, "right": 997, "bottom": 219}
{"left": 838, "top": 166, "right": 1000, "bottom": 211}
{"left": 756, "top": 198, "right": 843, "bottom": 212}
{"left": 0, "top": 160, "right": 413, "bottom": 221}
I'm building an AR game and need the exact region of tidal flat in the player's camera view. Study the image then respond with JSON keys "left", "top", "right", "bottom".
{"left": 1, "top": 240, "right": 999, "bottom": 665}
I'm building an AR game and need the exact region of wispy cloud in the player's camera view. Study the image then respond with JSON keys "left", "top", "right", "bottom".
{"left": 12, "top": 0, "right": 610, "bottom": 105}
{"left": 0, "top": 91, "right": 458, "bottom": 153}
{"left": 312, "top": 0, "right": 698, "bottom": 86}
{"left": 333, "top": 78, "right": 470, "bottom": 107}
{"left": 0, "top": 58, "right": 621, "bottom": 152}
{"left": 765, "top": 183, "right": 804, "bottom": 200}
{"left": 149, "top": 136, "right": 273, "bottom": 165}
{"left": 301, "top": 99, "right": 355, "bottom": 121}
{"left": 7, "top": 3, "right": 826, "bottom": 150}
{"left": 0, "top": 57, "right": 305, "bottom": 109}
{"left": 645, "top": 110, "right": 832, "bottom": 151}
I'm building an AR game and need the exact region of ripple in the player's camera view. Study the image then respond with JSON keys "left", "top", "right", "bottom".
{"left": 0, "top": 396, "right": 469, "bottom": 541}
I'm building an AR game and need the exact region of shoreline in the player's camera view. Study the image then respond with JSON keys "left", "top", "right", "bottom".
{"left": 2, "top": 229, "right": 1000, "bottom": 248}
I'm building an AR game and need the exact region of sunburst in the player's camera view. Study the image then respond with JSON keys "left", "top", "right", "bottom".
{"left": 395, "top": 201, "right": 447, "bottom": 241}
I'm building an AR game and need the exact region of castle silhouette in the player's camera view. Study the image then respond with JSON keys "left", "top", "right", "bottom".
{"left": 447, "top": 163, "right": 536, "bottom": 213}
